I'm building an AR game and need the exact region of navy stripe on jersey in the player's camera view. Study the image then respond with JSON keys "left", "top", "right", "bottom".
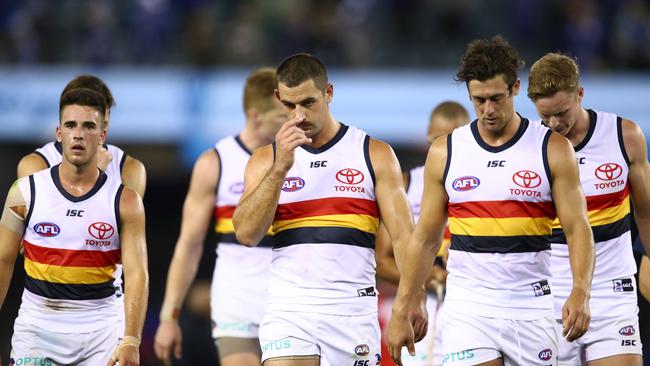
{"left": 25, "top": 276, "right": 115, "bottom": 300}
{"left": 51, "top": 165, "right": 108, "bottom": 203}
{"left": 214, "top": 147, "right": 222, "bottom": 195}
{"left": 272, "top": 227, "right": 375, "bottom": 249}
{"left": 550, "top": 213, "right": 632, "bottom": 244}
{"left": 471, "top": 117, "right": 529, "bottom": 153}
{"left": 33, "top": 151, "right": 51, "bottom": 168}
{"left": 25, "top": 175, "right": 36, "bottom": 228}
{"left": 443, "top": 134, "right": 452, "bottom": 183}
{"left": 450, "top": 234, "right": 550, "bottom": 253}
{"left": 617, "top": 116, "right": 631, "bottom": 166}
{"left": 217, "top": 233, "right": 274, "bottom": 248}
{"left": 54, "top": 141, "right": 63, "bottom": 154}
{"left": 235, "top": 135, "right": 252, "bottom": 155}
{"left": 363, "top": 135, "right": 376, "bottom": 185}
{"left": 574, "top": 109, "right": 597, "bottom": 152}
{"left": 119, "top": 153, "right": 127, "bottom": 172}
{"left": 300, "top": 123, "right": 348, "bottom": 154}
{"left": 114, "top": 184, "right": 124, "bottom": 234}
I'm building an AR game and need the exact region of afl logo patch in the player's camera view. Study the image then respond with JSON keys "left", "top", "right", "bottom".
{"left": 88, "top": 222, "right": 115, "bottom": 240}
{"left": 336, "top": 168, "right": 365, "bottom": 185}
{"left": 595, "top": 163, "right": 623, "bottom": 181}
{"left": 538, "top": 348, "right": 553, "bottom": 361}
{"left": 619, "top": 325, "right": 635, "bottom": 336}
{"left": 354, "top": 344, "right": 370, "bottom": 356}
{"left": 452, "top": 176, "right": 480, "bottom": 191}
{"left": 282, "top": 177, "right": 305, "bottom": 192}
{"left": 34, "top": 222, "right": 60, "bottom": 237}
{"left": 512, "top": 170, "right": 542, "bottom": 188}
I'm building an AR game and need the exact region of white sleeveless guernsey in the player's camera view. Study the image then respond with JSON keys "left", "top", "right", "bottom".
{"left": 17, "top": 165, "right": 123, "bottom": 332}
{"left": 35, "top": 141, "right": 126, "bottom": 292}
{"left": 211, "top": 136, "right": 272, "bottom": 333}
{"left": 549, "top": 109, "right": 636, "bottom": 318}
{"left": 444, "top": 118, "right": 556, "bottom": 320}
{"left": 268, "top": 124, "right": 379, "bottom": 315}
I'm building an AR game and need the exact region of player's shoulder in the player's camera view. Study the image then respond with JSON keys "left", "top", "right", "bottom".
{"left": 118, "top": 185, "right": 144, "bottom": 212}
{"left": 17, "top": 152, "right": 49, "bottom": 178}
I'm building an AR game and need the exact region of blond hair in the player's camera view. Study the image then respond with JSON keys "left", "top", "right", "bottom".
{"left": 243, "top": 67, "right": 278, "bottom": 114}
{"left": 528, "top": 53, "right": 580, "bottom": 101}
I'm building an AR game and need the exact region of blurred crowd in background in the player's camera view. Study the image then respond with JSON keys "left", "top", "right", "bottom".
{"left": 1, "top": 0, "right": 650, "bottom": 69}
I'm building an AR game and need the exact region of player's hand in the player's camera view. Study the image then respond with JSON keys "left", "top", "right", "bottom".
{"left": 561, "top": 287, "right": 590, "bottom": 341}
{"left": 108, "top": 345, "right": 140, "bottom": 366}
{"left": 272, "top": 111, "right": 311, "bottom": 173}
{"left": 97, "top": 146, "right": 113, "bottom": 171}
{"left": 410, "top": 288, "right": 429, "bottom": 343}
{"left": 154, "top": 320, "right": 183, "bottom": 365}
{"left": 387, "top": 308, "right": 416, "bottom": 366}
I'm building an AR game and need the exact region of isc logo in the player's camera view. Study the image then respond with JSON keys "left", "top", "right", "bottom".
{"left": 34, "top": 222, "right": 60, "bottom": 237}
{"left": 282, "top": 177, "right": 305, "bottom": 192}
{"left": 621, "top": 340, "right": 637, "bottom": 346}
{"left": 452, "top": 176, "right": 480, "bottom": 191}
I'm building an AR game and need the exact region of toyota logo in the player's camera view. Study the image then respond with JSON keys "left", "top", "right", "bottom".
{"left": 336, "top": 168, "right": 365, "bottom": 185}
{"left": 595, "top": 163, "right": 623, "bottom": 181}
{"left": 88, "top": 222, "right": 115, "bottom": 240}
{"left": 512, "top": 170, "right": 542, "bottom": 188}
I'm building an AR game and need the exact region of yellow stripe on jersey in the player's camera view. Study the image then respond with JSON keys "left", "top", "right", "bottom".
{"left": 273, "top": 214, "right": 379, "bottom": 234}
{"left": 24, "top": 258, "right": 116, "bottom": 285}
{"left": 449, "top": 216, "right": 553, "bottom": 237}
{"left": 215, "top": 218, "right": 273, "bottom": 235}
{"left": 552, "top": 197, "right": 630, "bottom": 229}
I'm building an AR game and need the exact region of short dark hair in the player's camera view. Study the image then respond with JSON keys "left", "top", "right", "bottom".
{"left": 455, "top": 36, "right": 524, "bottom": 89}
{"left": 61, "top": 74, "right": 115, "bottom": 109}
{"left": 276, "top": 53, "right": 328, "bottom": 91}
{"left": 59, "top": 88, "right": 107, "bottom": 127}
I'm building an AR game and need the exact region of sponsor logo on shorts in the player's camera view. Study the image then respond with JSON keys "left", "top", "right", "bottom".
{"left": 262, "top": 339, "right": 292, "bottom": 353}
{"left": 538, "top": 348, "right": 553, "bottom": 361}
{"left": 229, "top": 182, "right": 244, "bottom": 194}
{"left": 215, "top": 321, "right": 253, "bottom": 332}
{"left": 452, "top": 176, "right": 480, "bottom": 191}
{"left": 442, "top": 349, "right": 475, "bottom": 363}
{"left": 613, "top": 278, "right": 634, "bottom": 292}
{"left": 531, "top": 280, "right": 551, "bottom": 297}
{"left": 354, "top": 344, "right": 370, "bottom": 356}
{"left": 357, "top": 286, "right": 377, "bottom": 297}
{"left": 619, "top": 325, "right": 636, "bottom": 336}
{"left": 34, "top": 222, "right": 60, "bottom": 237}
{"left": 11, "top": 357, "right": 53, "bottom": 366}
{"left": 282, "top": 177, "right": 305, "bottom": 192}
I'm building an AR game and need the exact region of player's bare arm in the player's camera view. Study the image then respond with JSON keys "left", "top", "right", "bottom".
{"left": 121, "top": 156, "right": 147, "bottom": 199}
{"left": 622, "top": 119, "right": 650, "bottom": 255}
{"left": 0, "top": 180, "right": 27, "bottom": 309}
{"left": 234, "top": 116, "right": 311, "bottom": 245}
{"left": 547, "top": 132, "right": 595, "bottom": 342}
{"left": 154, "top": 149, "right": 219, "bottom": 363}
{"left": 17, "top": 153, "right": 49, "bottom": 178}
{"left": 374, "top": 222, "right": 401, "bottom": 284}
{"left": 387, "top": 136, "right": 449, "bottom": 366}
{"left": 111, "top": 187, "right": 149, "bottom": 366}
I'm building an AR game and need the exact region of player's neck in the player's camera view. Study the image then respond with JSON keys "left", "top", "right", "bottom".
{"left": 309, "top": 115, "right": 339, "bottom": 148}
{"left": 478, "top": 112, "right": 521, "bottom": 146}
{"left": 58, "top": 161, "right": 101, "bottom": 196}
{"left": 239, "top": 126, "right": 268, "bottom": 151}
{"left": 565, "top": 108, "right": 590, "bottom": 147}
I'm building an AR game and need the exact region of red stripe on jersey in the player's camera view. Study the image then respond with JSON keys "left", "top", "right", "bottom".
{"left": 449, "top": 200, "right": 555, "bottom": 219}
{"left": 276, "top": 197, "right": 378, "bottom": 221}
{"left": 215, "top": 205, "right": 236, "bottom": 219}
{"left": 586, "top": 184, "right": 629, "bottom": 211}
{"left": 23, "top": 240, "right": 120, "bottom": 268}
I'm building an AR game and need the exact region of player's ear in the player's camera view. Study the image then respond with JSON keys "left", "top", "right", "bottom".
{"left": 56, "top": 126, "right": 62, "bottom": 143}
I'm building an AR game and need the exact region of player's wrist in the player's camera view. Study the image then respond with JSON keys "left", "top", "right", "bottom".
{"left": 159, "top": 303, "right": 180, "bottom": 322}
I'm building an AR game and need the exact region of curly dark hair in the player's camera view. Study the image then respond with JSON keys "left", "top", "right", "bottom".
{"left": 455, "top": 35, "right": 524, "bottom": 90}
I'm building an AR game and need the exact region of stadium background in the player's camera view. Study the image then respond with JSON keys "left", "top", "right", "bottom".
{"left": 0, "top": 0, "right": 649, "bottom": 364}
